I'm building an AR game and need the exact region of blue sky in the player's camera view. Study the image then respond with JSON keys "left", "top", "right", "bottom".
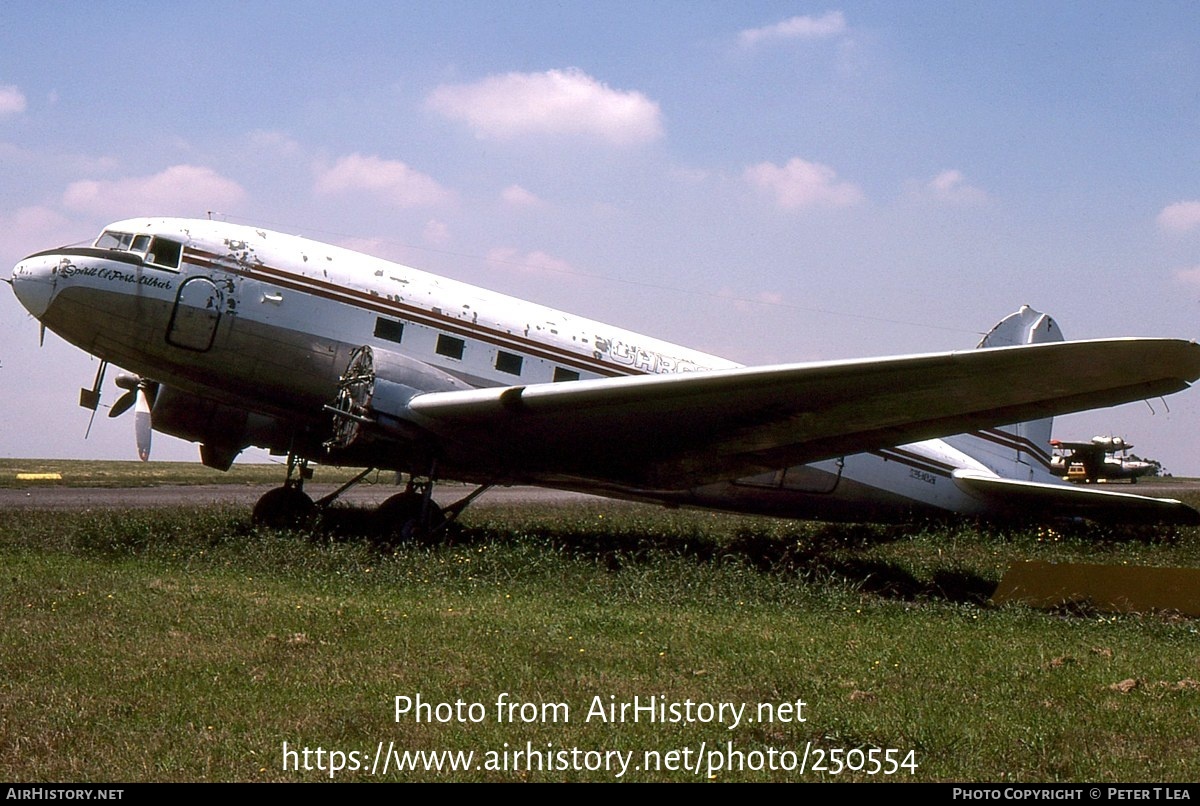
{"left": 2, "top": 2, "right": 1200, "bottom": 474}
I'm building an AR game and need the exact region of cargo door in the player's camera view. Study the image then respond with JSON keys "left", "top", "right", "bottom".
{"left": 166, "top": 277, "right": 222, "bottom": 351}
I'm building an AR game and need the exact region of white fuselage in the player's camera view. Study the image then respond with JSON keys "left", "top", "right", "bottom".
{"left": 10, "top": 217, "right": 1063, "bottom": 522}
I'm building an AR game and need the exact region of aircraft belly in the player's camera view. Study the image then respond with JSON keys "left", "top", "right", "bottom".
{"left": 678, "top": 449, "right": 988, "bottom": 523}
{"left": 684, "top": 473, "right": 945, "bottom": 522}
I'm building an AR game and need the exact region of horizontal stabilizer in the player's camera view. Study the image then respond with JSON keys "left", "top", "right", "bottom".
{"left": 952, "top": 470, "right": 1200, "bottom": 525}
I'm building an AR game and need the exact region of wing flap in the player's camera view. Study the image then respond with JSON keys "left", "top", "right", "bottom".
{"left": 406, "top": 338, "right": 1200, "bottom": 489}
{"left": 952, "top": 470, "right": 1200, "bottom": 525}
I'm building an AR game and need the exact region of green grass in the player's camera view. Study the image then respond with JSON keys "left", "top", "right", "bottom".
{"left": 2, "top": 496, "right": 1200, "bottom": 782}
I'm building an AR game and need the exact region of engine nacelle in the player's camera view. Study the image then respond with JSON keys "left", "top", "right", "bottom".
{"left": 151, "top": 385, "right": 290, "bottom": 469}
{"left": 325, "top": 345, "right": 471, "bottom": 451}
{"left": 1092, "top": 435, "right": 1129, "bottom": 451}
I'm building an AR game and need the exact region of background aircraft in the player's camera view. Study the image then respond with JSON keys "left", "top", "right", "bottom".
{"left": 10, "top": 218, "right": 1200, "bottom": 534}
{"left": 1050, "top": 437, "right": 1158, "bottom": 484}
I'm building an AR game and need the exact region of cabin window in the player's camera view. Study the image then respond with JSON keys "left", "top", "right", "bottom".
{"left": 495, "top": 351, "right": 523, "bottom": 376}
{"left": 374, "top": 318, "right": 404, "bottom": 344}
{"left": 436, "top": 334, "right": 465, "bottom": 360}
{"left": 146, "top": 238, "right": 182, "bottom": 269}
{"left": 553, "top": 367, "right": 580, "bottom": 382}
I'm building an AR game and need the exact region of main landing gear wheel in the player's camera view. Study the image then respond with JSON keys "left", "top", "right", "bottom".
{"left": 252, "top": 485, "right": 316, "bottom": 530}
{"left": 253, "top": 451, "right": 316, "bottom": 529}
{"left": 375, "top": 492, "right": 446, "bottom": 544}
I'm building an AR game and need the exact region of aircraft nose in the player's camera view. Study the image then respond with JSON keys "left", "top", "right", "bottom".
{"left": 10, "top": 253, "right": 57, "bottom": 319}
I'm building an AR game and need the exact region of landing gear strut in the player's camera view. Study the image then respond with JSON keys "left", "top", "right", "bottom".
{"left": 375, "top": 474, "right": 494, "bottom": 543}
{"left": 251, "top": 453, "right": 316, "bottom": 529}
{"left": 252, "top": 453, "right": 491, "bottom": 541}
{"left": 376, "top": 476, "right": 445, "bottom": 543}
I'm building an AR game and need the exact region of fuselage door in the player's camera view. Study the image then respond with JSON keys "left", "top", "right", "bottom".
{"left": 779, "top": 461, "right": 842, "bottom": 493}
{"left": 167, "top": 276, "right": 222, "bottom": 351}
{"left": 733, "top": 460, "right": 843, "bottom": 494}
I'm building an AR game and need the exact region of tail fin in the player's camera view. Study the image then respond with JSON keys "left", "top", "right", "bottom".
{"left": 945, "top": 306, "right": 1062, "bottom": 478}
{"left": 977, "top": 305, "right": 1063, "bottom": 452}
{"left": 948, "top": 306, "right": 1200, "bottom": 523}
{"left": 976, "top": 305, "right": 1063, "bottom": 348}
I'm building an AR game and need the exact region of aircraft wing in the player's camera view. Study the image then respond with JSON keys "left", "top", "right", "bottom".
{"left": 1051, "top": 441, "right": 1101, "bottom": 452}
{"left": 952, "top": 471, "right": 1200, "bottom": 524}
{"left": 405, "top": 338, "right": 1200, "bottom": 489}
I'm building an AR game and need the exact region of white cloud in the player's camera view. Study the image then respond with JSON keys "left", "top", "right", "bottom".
{"left": 314, "top": 154, "right": 454, "bottom": 208}
{"left": 501, "top": 184, "right": 543, "bottom": 208}
{"left": 62, "top": 165, "right": 245, "bottom": 217}
{"left": 0, "top": 84, "right": 27, "bottom": 115}
{"left": 738, "top": 12, "right": 847, "bottom": 48}
{"left": 427, "top": 68, "right": 663, "bottom": 146}
{"left": 486, "top": 246, "right": 574, "bottom": 276}
{"left": 1157, "top": 201, "right": 1200, "bottom": 234}
{"left": 423, "top": 219, "right": 450, "bottom": 245}
{"left": 1174, "top": 266, "right": 1200, "bottom": 286}
{"left": 743, "top": 157, "right": 863, "bottom": 209}
{"left": 923, "top": 169, "right": 988, "bottom": 204}
{"left": 0, "top": 206, "right": 72, "bottom": 260}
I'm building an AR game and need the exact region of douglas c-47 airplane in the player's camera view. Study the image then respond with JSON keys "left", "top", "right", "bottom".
{"left": 9, "top": 217, "right": 1200, "bottom": 533}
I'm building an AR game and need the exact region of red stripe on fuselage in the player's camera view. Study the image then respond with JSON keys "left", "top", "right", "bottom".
{"left": 184, "top": 248, "right": 636, "bottom": 379}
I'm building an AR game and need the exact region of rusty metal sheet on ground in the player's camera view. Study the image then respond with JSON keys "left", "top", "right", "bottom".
{"left": 993, "top": 560, "right": 1200, "bottom": 616}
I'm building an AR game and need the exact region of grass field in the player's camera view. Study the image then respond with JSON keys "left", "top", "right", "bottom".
{"left": 2, "top": 462, "right": 1199, "bottom": 782}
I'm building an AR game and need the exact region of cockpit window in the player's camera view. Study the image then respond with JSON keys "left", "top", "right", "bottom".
{"left": 95, "top": 230, "right": 134, "bottom": 250}
{"left": 147, "top": 238, "right": 182, "bottom": 269}
{"left": 92, "top": 230, "right": 182, "bottom": 270}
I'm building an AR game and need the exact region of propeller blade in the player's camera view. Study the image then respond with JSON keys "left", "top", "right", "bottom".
{"left": 102, "top": 373, "right": 157, "bottom": 460}
{"left": 134, "top": 385, "right": 152, "bottom": 462}
{"left": 109, "top": 389, "right": 137, "bottom": 418}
